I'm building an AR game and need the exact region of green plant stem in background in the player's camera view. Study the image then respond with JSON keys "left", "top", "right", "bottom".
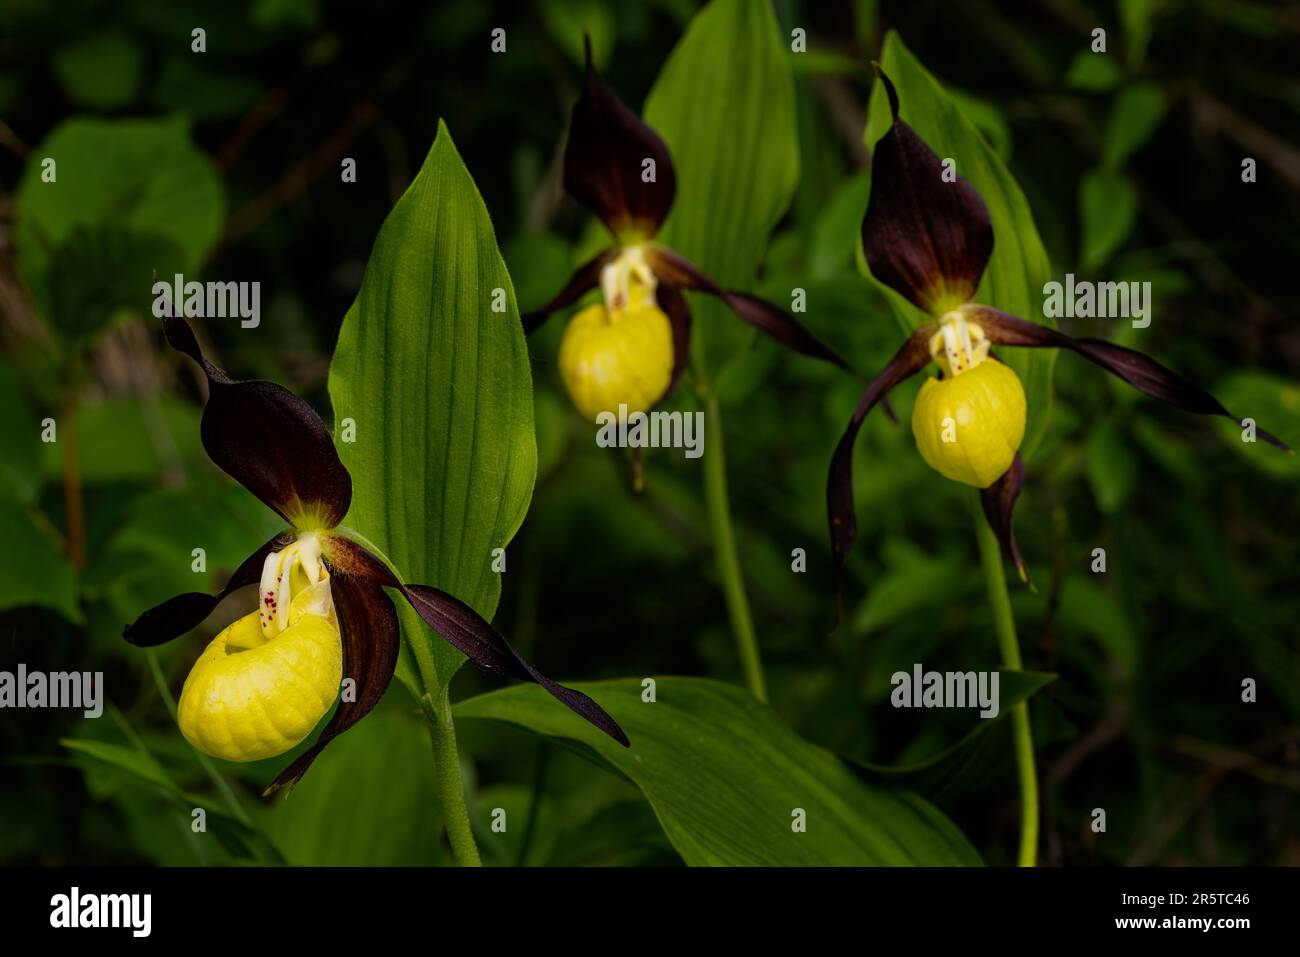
{"left": 337, "top": 526, "right": 482, "bottom": 867}
{"left": 702, "top": 392, "right": 767, "bottom": 702}
{"left": 145, "top": 650, "right": 252, "bottom": 829}
{"left": 972, "top": 496, "right": 1038, "bottom": 867}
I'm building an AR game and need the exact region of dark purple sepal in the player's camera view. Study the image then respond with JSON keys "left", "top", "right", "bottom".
{"left": 163, "top": 314, "right": 354, "bottom": 528}
{"left": 324, "top": 536, "right": 630, "bottom": 747}
{"left": 971, "top": 306, "right": 1292, "bottom": 451}
{"left": 980, "top": 453, "right": 1034, "bottom": 590}
{"left": 655, "top": 282, "right": 693, "bottom": 395}
{"left": 861, "top": 66, "right": 993, "bottom": 314}
{"left": 648, "top": 246, "right": 853, "bottom": 371}
{"left": 564, "top": 36, "right": 676, "bottom": 239}
{"left": 827, "top": 327, "right": 935, "bottom": 570}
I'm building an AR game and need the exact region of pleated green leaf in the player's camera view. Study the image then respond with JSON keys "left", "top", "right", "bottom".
{"left": 328, "top": 122, "right": 537, "bottom": 695}
{"left": 457, "top": 676, "right": 982, "bottom": 866}
{"left": 644, "top": 0, "right": 799, "bottom": 380}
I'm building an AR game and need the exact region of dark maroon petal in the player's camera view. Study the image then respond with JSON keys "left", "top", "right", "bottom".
{"left": 648, "top": 246, "right": 852, "bottom": 370}
{"left": 828, "top": 327, "right": 934, "bottom": 570}
{"left": 522, "top": 249, "right": 616, "bottom": 334}
{"left": 861, "top": 66, "right": 993, "bottom": 313}
{"left": 122, "top": 534, "right": 289, "bottom": 647}
{"left": 971, "top": 306, "right": 1292, "bottom": 451}
{"left": 980, "top": 454, "right": 1033, "bottom": 589}
{"left": 163, "top": 313, "right": 353, "bottom": 528}
{"left": 564, "top": 35, "right": 676, "bottom": 239}
{"left": 324, "top": 536, "right": 630, "bottom": 747}
{"left": 265, "top": 574, "right": 400, "bottom": 794}
{"left": 655, "top": 282, "right": 693, "bottom": 395}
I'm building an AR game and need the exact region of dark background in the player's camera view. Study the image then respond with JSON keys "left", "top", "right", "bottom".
{"left": 1, "top": 0, "right": 1297, "bottom": 866}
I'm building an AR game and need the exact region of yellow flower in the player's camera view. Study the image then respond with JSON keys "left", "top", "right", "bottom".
{"left": 911, "top": 313, "right": 1026, "bottom": 488}
{"left": 178, "top": 534, "right": 342, "bottom": 762}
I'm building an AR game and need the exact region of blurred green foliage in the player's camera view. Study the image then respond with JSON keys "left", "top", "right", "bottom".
{"left": 0, "top": 0, "right": 1296, "bottom": 866}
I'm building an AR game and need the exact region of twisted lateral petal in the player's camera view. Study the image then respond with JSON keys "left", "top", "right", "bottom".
{"left": 565, "top": 35, "right": 676, "bottom": 240}
{"left": 861, "top": 67, "right": 993, "bottom": 314}
{"left": 163, "top": 313, "right": 354, "bottom": 529}
{"left": 969, "top": 306, "right": 1292, "bottom": 451}
{"left": 655, "top": 282, "right": 693, "bottom": 395}
{"left": 521, "top": 249, "right": 616, "bottom": 333}
{"left": 980, "top": 453, "right": 1032, "bottom": 589}
{"left": 647, "top": 245, "right": 852, "bottom": 370}
{"left": 827, "top": 327, "right": 934, "bottom": 570}
{"left": 123, "top": 533, "right": 289, "bottom": 646}
{"left": 266, "top": 572, "right": 399, "bottom": 794}
{"left": 324, "top": 536, "right": 630, "bottom": 747}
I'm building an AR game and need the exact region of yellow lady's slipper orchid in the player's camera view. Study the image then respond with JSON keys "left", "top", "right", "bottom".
{"left": 558, "top": 247, "right": 674, "bottom": 423}
{"left": 125, "top": 311, "right": 627, "bottom": 793}
{"left": 524, "top": 37, "right": 851, "bottom": 429}
{"left": 177, "top": 534, "right": 342, "bottom": 762}
{"left": 827, "top": 66, "right": 1288, "bottom": 589}
{"left": 910, "top": 312, "right": 1026, "bottom": 488}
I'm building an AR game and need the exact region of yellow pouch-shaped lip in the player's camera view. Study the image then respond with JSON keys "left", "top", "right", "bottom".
{"left": 911, "top": 358, "right": 1026, "bottom": 488}
{"left": 178, "top": 578, "right": 342, "bottom": 763}
{"left": 559, "top": 301, "right": 674, "bottom": 423}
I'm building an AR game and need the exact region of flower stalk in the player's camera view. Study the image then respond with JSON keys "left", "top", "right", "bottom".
{"left": 702, "top": 392, "right": 767, "bottom": 702}
{"left": 973, "top": 495, "right": 1037, "bottom": 867}
{"left": 423, "top": 684, "right": 482, "bottom": 867}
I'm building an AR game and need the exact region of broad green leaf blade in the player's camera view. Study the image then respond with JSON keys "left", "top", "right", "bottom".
{"left": 1078, "top": 168, "right": 1137, "bottom": 271}
{"left": 1102, "top": 84, "right": 1166, "bottom": 169}
{"left": 52, "top": 31, "right": 142, "bottom": 109}
{"left": 328, "top": 121, "right": 537, "bottom": 694}
{"left": 0, "top": 500, "right": 81, "bottom": 624}
{"left": 266, "top": 707, "right": 448, "bottom": 866}
{"left": 864, "top": 32, "right": 1056, "bottom": 456}
{"left": 456, "top": 677, "right": 982, "bottom": 865}
{"left": 853, "top": 671, "right": 1056, "bottom": 779}
{"left": 16, "top": 117, "right": 224, "bottom": 328}
{"left": 644, "top": 0, "right": 799, "bottom": 380}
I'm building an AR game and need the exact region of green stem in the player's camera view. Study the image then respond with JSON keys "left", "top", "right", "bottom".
{"left": 335, "top": 526, "right": 481, "bottom": 867}
{"left": 701, "top": 392, "right": 767, "bottom": 702}
{"left": 972, "top": 496, "right": 1038, "bottom": 867}
{"left": 424, "top": 685, "right": 482, "bottom": 867}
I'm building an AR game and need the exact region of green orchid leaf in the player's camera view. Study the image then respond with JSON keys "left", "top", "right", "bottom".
{"left": 1079, "top": 167, "right": 1138, "bottom": 271}
{"left": 328, "top": 121, "right": 537, "bottom": 697}
{"left": 456, "top": 676, "right": 982, "bottom": 865}
{"left": 16, "top": 117, "right": 224, "bottom": 336}
{"left": 1102, "top": 84, "right": 1167, "bottom": 170}
{"left": 864, "top": 32, "right": 1056, "bottom": 457}
{"left": 1212, "top": 371, "right": 1300, "bottom": 477}
{"left": 644, "top": 0, "right": 799, "bottom": 382}
{"left": 266, "top": 706, "right": 448, "bottom": 866}
{"left": 851, "top": 671, "right": 1057, "bottom": 791}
